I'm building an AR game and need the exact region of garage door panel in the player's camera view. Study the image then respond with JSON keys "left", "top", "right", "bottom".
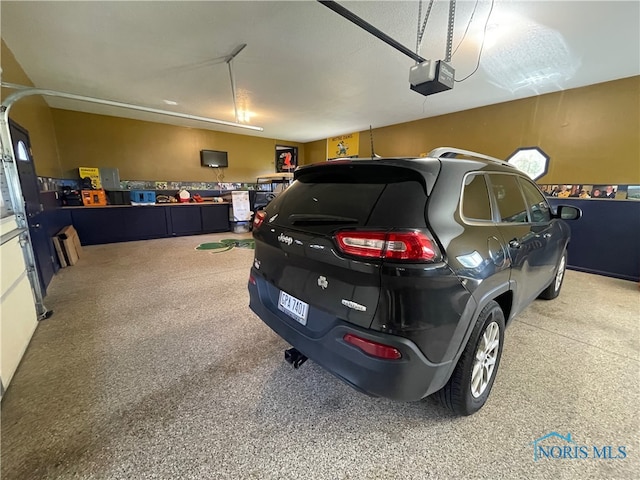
{"left": 1, "top": 236, "right": 28, "bottom": 290}
{"left": 1, "top": 272, "right": 38, "bottom": 389}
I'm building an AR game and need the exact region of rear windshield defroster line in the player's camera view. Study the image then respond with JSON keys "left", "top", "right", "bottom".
{"left": 288, "top": 214, "right": 359, "bottom": 226}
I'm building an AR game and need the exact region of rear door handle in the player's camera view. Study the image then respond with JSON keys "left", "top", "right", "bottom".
{"left": 509, "top": 239, "right": 521, "bottom": 249}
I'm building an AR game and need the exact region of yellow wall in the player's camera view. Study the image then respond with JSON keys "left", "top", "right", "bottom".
{"left": 51, "top": 109, "right": 305, "bottom": 182}
{"left": 1, "top": 40, "right": 63, "bottom": 178}
{"left": 306, "top": 76, "right": 640, "bottom": 184}
{"left": 302, "top": 139, "right": 327, "bottom": 166}
{"left": 351, "top": 76, "right": 640, "bottom": 184}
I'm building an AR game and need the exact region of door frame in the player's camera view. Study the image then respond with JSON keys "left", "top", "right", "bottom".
{"left": 275, "top": 145, "right": 298, "bottom": 173}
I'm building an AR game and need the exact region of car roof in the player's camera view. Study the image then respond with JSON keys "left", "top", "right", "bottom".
{"left": 295, "top": 157, "right": 439, "bottom": 179}
{"left": 296, "top": 152, "right": 521, "bottom": 179}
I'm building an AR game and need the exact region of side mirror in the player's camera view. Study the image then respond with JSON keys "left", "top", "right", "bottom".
{"left": 556, "top": 205, "right": 581, "bottom": 220}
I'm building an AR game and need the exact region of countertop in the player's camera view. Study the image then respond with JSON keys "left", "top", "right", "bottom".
{"left": 62, "top": 202, "right": 231, "bottom": 209}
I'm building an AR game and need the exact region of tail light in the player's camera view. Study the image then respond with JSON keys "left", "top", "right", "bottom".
{"left": 343, "top": 333, "right": 402, "bottom": 360}
{"left": 334, "top": 230, "right": 438, "bottom": 261}
{"left": 253, "top": 210, "right": 266, "bottom": 229}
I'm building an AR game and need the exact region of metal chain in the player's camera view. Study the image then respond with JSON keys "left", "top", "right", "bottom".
{"left": 416, "top": 0, "right": 422, "bottom": 56}
{"left": 417, "top": 0, "right": 435, "bottom": 52}
{"left": 445, "top": 0, "right": 457, "bottom": 62}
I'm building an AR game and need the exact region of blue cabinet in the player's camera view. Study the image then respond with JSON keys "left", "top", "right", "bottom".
{"left": 68, "top": 204, "right": 230, "bottom": 245}
{"left": 168, "top": 206, "right": 202, "bottom": 235}
{"left": 202, "top": 204, "right": 230, "bottom": 233}
{"left": 548, "top": 198, "right": 640, "bottom": 281}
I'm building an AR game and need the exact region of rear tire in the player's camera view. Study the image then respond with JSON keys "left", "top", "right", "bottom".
{"left": 538, "top": 250, "right": 567, "bottom": 300}
{"left": 435, "top": 300, "right": 505, "bottom": 416}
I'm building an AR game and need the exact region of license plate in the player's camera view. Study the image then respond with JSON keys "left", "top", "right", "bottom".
{"left": 278, "top": 290, "right": 309, "bottom": 326}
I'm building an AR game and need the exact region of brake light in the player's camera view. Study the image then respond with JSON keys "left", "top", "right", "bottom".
{"left": 334, "top": 231, "right": 437, "bottom": 261}
{"left": 253, "top": 210, "right": 266, "bottom": 229}
{"left": 248, "top": 274, "right": 256, "bottom": 285}
{"left": 343, "top": 334, "right": 402, "bottom": 359}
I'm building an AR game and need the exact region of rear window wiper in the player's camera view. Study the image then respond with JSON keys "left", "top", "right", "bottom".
{"left": 288, "top": 214, "right": 359, "bottom": 225}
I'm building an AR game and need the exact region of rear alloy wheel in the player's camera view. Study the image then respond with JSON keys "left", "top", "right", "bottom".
{"left": 436, "top": 300, "right": 505, "bottom": 416}
{"left": 538, "top": 251, "right": 567, "bottom": 300}
{"left": 471, "top": 321, "right": 500, "bottom": 398}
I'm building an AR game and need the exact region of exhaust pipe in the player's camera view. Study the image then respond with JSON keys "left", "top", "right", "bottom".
{"left": 284, "top": 348, "right": 308, "bottom": 369}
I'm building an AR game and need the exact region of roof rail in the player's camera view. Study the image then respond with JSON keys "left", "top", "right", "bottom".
{"left": 427, "top": 147, "right": 510, "bottom": 166}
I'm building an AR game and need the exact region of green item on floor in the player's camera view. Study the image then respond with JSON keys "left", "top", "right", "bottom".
{"left": 196, "top": 242, "right": 232, "bottom": 252}
{"left": 196, "top": 239, "right": 255, "bottom": 253}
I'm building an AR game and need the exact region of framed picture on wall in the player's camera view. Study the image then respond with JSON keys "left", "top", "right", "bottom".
{"left": 592, "top": 185, "right": 618, "bottom": 199}
{"left": 327, "top": 133, "right": 359, "bottom": 160}
{"left": 627, "top": 186, "right": 640, "bottom": 200}
{"left": 276, "top": 146, "right": 297, "bottom": 173}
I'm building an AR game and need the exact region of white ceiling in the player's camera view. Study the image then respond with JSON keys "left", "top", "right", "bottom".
{"left": 1, "top": 1, "right": 639, "bottom": 143}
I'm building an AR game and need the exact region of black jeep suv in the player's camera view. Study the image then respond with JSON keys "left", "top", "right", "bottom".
{"left": 248, "top": 147, "right": 580, "bottom": 415}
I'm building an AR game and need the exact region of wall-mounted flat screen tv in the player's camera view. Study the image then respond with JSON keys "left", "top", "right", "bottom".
{"left": 200, "top": 150, "right": 228, "bottom": 168}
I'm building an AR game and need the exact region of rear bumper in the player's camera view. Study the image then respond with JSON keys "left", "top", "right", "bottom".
{"left": 248, "top": 274, "right": 453, "bottom": 402}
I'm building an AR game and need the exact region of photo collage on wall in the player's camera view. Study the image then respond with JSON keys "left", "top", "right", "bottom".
{"left": 538, "top": 184, "right": 640, "bottom": 200}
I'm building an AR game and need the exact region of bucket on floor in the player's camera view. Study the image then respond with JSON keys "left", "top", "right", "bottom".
{"left": 231, "top": 221, "right": 251, "bottom": 234}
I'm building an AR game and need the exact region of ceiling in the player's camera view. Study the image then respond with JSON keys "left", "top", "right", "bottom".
{"left": 1, "top": 1, "right": 639, "bottom": 143}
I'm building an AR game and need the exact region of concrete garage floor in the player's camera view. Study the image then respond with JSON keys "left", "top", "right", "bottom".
{"left": 1, "top": 233, "right": 638, "bottom": 479}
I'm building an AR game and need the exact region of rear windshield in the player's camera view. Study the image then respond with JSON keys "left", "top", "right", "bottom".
{"left": 266, "top": 165, "right": 428, "bottom": 234}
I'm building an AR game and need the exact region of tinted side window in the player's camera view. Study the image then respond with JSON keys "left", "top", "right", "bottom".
{"left": 462, "top": 174, "right": 492, "bottom": 221}
{"left": 489, "top": 174, "right": 529, "bottom": 223}
{"left": 519, "top": 178, "right": 551, "bottom": 223}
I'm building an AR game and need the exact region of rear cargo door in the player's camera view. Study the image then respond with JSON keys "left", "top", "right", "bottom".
{"left": 253, "top": 164, "right": 429, "bottom": 329}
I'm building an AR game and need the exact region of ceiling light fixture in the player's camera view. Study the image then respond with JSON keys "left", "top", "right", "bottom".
{"left": 237, "top": 110, "right": 252, "bottom": 123}
{"left": 235, "top": 89, "right": 253, "bottom": 124}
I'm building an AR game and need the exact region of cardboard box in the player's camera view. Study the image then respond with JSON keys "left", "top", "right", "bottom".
{"left": 52, "top": 236, "right": 68, "bottom": 267}
{"left": 54, "top": 225, "right": 83, "bottom": 267}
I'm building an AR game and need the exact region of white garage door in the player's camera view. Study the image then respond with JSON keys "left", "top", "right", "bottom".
{"left": 1, "top": 173, "right": 38, "bottom": 396}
